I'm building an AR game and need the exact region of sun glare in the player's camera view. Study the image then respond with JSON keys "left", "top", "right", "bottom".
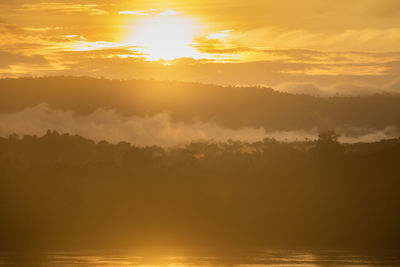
{"left": 127, "top": 15, "right": 202, "bottom": 61}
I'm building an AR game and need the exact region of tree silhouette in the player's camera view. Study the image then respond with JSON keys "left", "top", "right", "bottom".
{"left": 312, "top": 130, "right": 345, "bottom": 161}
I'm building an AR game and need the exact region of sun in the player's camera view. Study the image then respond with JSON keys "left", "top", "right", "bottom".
{"left": 126, "top": 15, "right": 202, "bottom": 61}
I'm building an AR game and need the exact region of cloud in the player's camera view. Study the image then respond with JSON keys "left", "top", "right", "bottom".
{"left": 22, "top": 26, "right": 63, "bottom": 32}
{"left": 118, "top": 10, "right": 150, "bottom": 16}
{"left": 0, "top": 52, "right": 48, "bottom": 68}
{"left": 206, "top": 30, "right": 233, "bottom": 40}
{"left": 118, "top": 9, "right": 179, "bottom": 16}
{"left": 242, "top": 27, "right": 400, "bottom": 52}
{"left": 0, "top": 21, "right": 20, "bottom": 33}
{"left": 0, "top": 104, "right": 398, "bottom": 146}
{"left": 56, "top": 48, "right": 145, "bottom": 59}
{"left": 18, "top": 3, "right": 107, "bottom": 15}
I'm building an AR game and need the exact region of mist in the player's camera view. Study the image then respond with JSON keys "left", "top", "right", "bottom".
{"left": 0, "top": 104, "right": 398, "bottom": 146}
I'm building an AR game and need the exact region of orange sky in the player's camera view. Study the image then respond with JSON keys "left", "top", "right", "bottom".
{"left": 1, "top": 0, "right": 400, "bottom": 95}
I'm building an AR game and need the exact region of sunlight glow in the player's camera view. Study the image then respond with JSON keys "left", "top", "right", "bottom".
{"left": 126, "top": 15, "right": 202, "bottom": 61}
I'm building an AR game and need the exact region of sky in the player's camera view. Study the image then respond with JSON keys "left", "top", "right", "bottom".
{"left": 1, "top": 0, "right": 400, "bottom": 95}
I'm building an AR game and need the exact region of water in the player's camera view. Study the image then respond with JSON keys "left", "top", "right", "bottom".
{"left": 1, "top": 249, "right": 400, "bottom": 266}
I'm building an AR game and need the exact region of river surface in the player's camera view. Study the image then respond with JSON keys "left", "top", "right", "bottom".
{"left": 1, "top": 249, "right": 400, "bottom": 266}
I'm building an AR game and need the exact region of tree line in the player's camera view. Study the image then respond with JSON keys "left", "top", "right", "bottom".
{"left": 1, "top": 130, "right": 400, "bottom": 251}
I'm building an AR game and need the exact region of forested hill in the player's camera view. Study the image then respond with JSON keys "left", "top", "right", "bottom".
{"left": 1, "top": 131, "right": 400, "bottom": 250}
{"left": 1, "top": 77, "right": 400, "bottom": 131}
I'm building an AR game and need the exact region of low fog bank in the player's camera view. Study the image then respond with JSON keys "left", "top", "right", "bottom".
{"left": 272, "top": 78, "right": 400, "bottom": 97}
{"left": 0, "top": 104, "right": 398, "bottom": 146}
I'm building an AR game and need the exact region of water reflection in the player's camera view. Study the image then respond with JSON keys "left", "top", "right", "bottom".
{"left": 1, "top": 249, "right": 400, "bottom": 266}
